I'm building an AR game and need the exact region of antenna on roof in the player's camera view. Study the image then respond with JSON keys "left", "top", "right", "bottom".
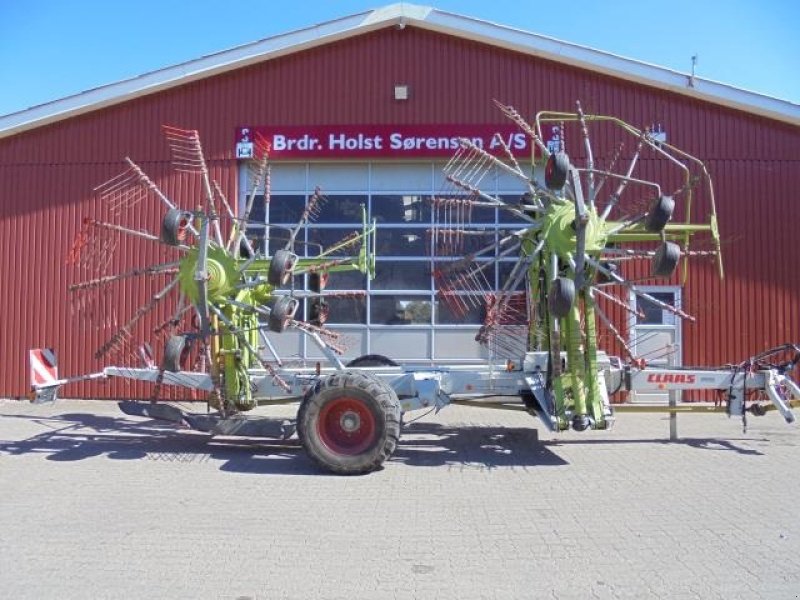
{"left": 688, "top": 54, "right": 698, "bottom": 88}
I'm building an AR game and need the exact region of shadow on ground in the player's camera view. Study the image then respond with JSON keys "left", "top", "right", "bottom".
{"left": 0, "top": 410, "right": 764, "bottom": 476}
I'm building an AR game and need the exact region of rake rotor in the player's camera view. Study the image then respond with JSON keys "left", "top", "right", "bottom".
{"left": 431, "top": 101, "right": 724, "bottom": 430}
{"left": 68, "top": 126, "right": 375, "bottom": 413}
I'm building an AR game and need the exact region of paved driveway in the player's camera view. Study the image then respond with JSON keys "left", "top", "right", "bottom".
{"left": 1, "top": 398, "right": 798, "bottom": 599}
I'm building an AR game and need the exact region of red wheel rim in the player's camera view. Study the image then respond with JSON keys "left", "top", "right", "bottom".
{"left": 317, "top": 396, "right": 377, "bottom": 456}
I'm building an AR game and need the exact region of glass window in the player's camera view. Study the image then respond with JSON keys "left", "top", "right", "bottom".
{"left": 429, "top": 228, "right": 496, "bottom": 259}
{"left": 434, "top": 297, "right": 485, "bottom": 324}
{"left": 306, "top": 228, "right": 362, "bottom": 257}
{"left": 265, "top": 226, "right": 296, "bottom": 256}
{"left": 431, "top": 260, "right": 495, "bottom": 291}
{"left": 244, "top": 226, "right": 266, "bottom": 255}
{"left": 498, "top": 260, "right": 526, "bottom": 291}
{"left": 320, "top": 295, "right": 367, "bottom": 325}
{"left": 371, "top": 194, "right": 431, "bottom": 224}
{"left": 429, "top": 195, "right": 495, "bottom": 225}
{"left": 374, "top": 228, "right": 429, "bottom": 257}
{"left": 372, "top": 261, "right": 431, "bottom": 290}
{"left": 371, "top": 296, "right": 432, "bottom": 325}
{"left": 636, "top": 292, "right": 676, "bottom": 325}
{"left": 243, "top": 195, "right": 266, "bottom": 224}
{"left": 324, "top": 270, "right": 366, "bottom": 291}
{"left": 498, "top": 193, "right": 534, "bottom": 223}
{"left": 311, "top": 194, "right": 366, "bottom": 224}
{"left": 269, "top": 194, "right": 306, "bottom": 225}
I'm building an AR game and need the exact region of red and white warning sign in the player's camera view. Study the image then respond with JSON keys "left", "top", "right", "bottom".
{"left": 29, "top": 348, "right": 58, "bottom": 387}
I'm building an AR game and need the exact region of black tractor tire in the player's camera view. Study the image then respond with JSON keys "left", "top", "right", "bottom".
{"left": 548, "top": 276, "right": 575, "bottom": 319}
{"left": 346, "top": 354, "right": 399, "bottom": 368}
{"left": 161, "top": 208, "right": 193, "bottom": 246}
{"left": 297, "top": 371, "right": 402, "bottom": 475}
{"left": 645, "top": 195, "right": 675, "bottom": 233}
{"left": 544, "top": 152, "right": 570, "bottom": 191}
{"left": 651, "top": 241, "right": 681, "bottom": 277}
{"left": 163, "top": 334, "right": 190, "bottom": 372}
{"left": 267, "top": 295, "right": 299, "bottom": 333}
{"left": 268, "top": 249, "right": 297, "bottom": 286}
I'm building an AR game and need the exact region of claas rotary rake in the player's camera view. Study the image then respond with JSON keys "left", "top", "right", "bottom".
{"left": 29, "top": 109, "right": 800, "bottom": 475}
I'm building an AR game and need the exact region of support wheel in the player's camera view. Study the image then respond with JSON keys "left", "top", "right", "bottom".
{"left": 548, "top": 276, "right": 575, "bottom": 319}
{"left": 297, "top": 371, "right": 401, "bottom": 475}
{"left": 544, "top": 152, "right": 570, "bottom": 190}
{"left": 651, "top": 241, "right": 681, "bottom": 277}
{"left": 163, "top": 334, "right": 190, "bottom": 372}
{"left": 645, "top": 195, "right": 675, "bottom": 232}
{"left": 160, "top": 208, "right": 193, "bottom": 246}
{"left": 268, "top": 249, "right": 298, "bottom": 286}
{"left": 267, "top": 295, "right": 298, "bottom": 333}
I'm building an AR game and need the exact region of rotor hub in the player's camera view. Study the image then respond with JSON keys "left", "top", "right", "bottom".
{"left": 178, "top": 246, "right": 239, "bottom": 302}
{"left": 541, "top": 203, "right": 607, "bottom": 259}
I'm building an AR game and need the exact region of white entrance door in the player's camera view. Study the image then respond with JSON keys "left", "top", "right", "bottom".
{"left": 629, "top": 287, "right": 682, "bottom": 403}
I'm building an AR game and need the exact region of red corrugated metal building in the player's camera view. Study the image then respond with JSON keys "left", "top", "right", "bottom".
{"left": 1, "top": 4, "right": 798, "bottom": 399}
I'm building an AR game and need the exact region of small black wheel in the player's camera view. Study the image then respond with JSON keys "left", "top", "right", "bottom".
{"left": 163, "top": 334, "right": 190, "bottom": 372}
{"left": 268, "top": 249, "right": 298, "bottom": 286}
{"left": 645, "top": 195, "right": 675, "bottom": 233}
{"left": 297, "top": 371, "right": 402, "bottom": 475}
{"left": 346, "top": 354, "right": 399, "bottom": 368}
{"left": 544, "top": 152, "right": 570, "bottom": 190}
{"left": 267, "top": 295, "right": 299, "bottom": 333}
{"left": 160, "top": 208, "right": 193, "bottom": 246}
{"left": 651, "top": 241, "right": 681, "bottom": 277}
{"left": 548, "top": 276, "right": 575, "bottom": 318}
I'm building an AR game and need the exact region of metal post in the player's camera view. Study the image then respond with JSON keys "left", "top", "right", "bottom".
{"left": 669, "top": 390, "right": 678, "bottom": 440}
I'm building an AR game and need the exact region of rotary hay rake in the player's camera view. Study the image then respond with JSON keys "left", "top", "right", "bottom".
{"left": 430, "top": 99, "right": 770, "bottom": 431}
{"left": 30, "top": 107, "right": 800, "bottom": 475}
{"left": 66, "top": 125, "right": 375, "bottom": 415}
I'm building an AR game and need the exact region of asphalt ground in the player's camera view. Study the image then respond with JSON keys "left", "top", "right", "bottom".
{"left": 1, "top": 398, "right": 799, "bottom": 600}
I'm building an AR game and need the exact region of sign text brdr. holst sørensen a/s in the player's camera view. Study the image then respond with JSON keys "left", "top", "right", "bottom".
{"left": 235, "top": 124, "right": 558, "bottom": 159}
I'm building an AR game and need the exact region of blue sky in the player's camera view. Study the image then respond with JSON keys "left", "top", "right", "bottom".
{"left": 1, "top": 0, "right": 798, "bottom": 117}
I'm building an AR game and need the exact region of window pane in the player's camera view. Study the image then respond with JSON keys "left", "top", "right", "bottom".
{"left": 432, "top": 260, "right": 495, "bottom": 291}
{"left": 498, "top": 194, "right": 533, "bottom": 223}
{"left": 371, "top": 195, "right": 430, "bottom": 224}
{"left": 307, "top": 228, "right": 361, "bottom": 257}
{"left": 314, "top": 194, "right": 366, "bottom": 224}
{"left": 322, "top": 295, "right": 367, "bottom": 325}
{"left": 266, "top": 227, "right": 295, "bottom": 255}
{"left": 244, "top": 195, "right": 266, "bottom": 224}
{"left": 245, "top": 226, "right": 266, "bottom": 255}
{"left": 269, "top": 194, "right": 306, "bottom": 224}
{"left": 325, "top": 270, "right": 366, "bottom": 291}
{"left": 499, "top": 261, "right": 526, "bottom": 291}
{"left": 429, "top": 195, "right": 495, "bottom": 225}
{"left": 375, "top": 228, "right": 428, "bottom": 257}
{"left": 429, "top": 228, "right": 496, "bottom": 258}
{"left": 434, "top": 298, "right": 484, "bottom": 324}
{"left": 636, "top": 292, "right": 676, "bottom": 325}
{"left": 371, "top": 296, "right": 432, "bottom": 325}
{"left": 372, "top": 261, "right": 431, "bottom": 290}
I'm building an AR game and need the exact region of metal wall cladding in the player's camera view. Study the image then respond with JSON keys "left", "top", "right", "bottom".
{"left": 1, "top": 26, "right": 799, "bottom": 397}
